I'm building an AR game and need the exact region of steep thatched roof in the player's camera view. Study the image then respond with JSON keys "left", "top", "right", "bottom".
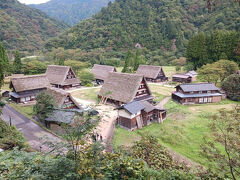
{"left": 46, "top": 88, "right": 81, "bottom": 109}
{"left": 136, "top": 65, "right": 164, "bottom": 79}
{"left": 91, "top": 64, "right": 117, "bottom": 81}
{"left": 45, "top": 65, "right": 80, "bottom": 86}
{"left": 10, "top": 74, "right": 50, "bottom": 92}
{"left": 99, "top": 72, "right": 152, "bottom": 103}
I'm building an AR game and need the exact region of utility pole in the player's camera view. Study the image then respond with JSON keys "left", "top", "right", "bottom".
{"left": 9, "top": 116, "right": 12, "bottom": 126}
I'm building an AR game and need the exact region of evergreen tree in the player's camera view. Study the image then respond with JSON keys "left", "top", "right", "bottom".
{"left": 0, "top": 42, "right": 8, "bottom": 89}
{"left": 133, "top": 49, "right": 140, "bottom": 71}
{"left": 122, "top": 50, "right": 132, "bottom": 73}
{"left": 186, "top": 32, "right": 208, "bottom": 69}
{"left": 13, "top": 51, "right": 22, "bottom": 74}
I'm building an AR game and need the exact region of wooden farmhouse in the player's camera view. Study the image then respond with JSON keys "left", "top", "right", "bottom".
{"left": 10, "top": 74, "right": 50, "bottom": 103}
{"left": 172, "top": 83, "right": 222, "bottom": 105}
{"left": 118, "top": 101, "right": 166, "bottom": 130}
{"left": 98, "top": 72, "right": 153, "bottom": 106}
{"left": 45, "top": 65, "right": 81, "bottom": 89}
{"left": 172, "top": 74, "right": 192, "bottom": 83}
{"left": 185, "top": 71, "right": 198, "bottom": 82}
{"left": 46, "top": 88, "right": 82, "bottom": 109}
{"left": 136, "top": 65, "right": 168, "bottom": 82}
{"left": 44, "top": 88, "right": 82, "bottom": 131}
{"left": 91, "top": 64, "right": 117, "bottom": 84}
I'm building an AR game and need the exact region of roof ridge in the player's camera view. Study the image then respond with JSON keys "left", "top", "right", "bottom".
{"left": 11, "top": 74, "right": 46, "bottom": 79}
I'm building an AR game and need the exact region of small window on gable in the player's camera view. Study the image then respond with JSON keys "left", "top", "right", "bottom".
{"left": 190, "top": 91, "right": 194, "bottom": 94}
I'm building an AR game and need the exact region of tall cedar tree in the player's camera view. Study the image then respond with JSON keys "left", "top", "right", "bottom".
{"left": 201, "top": 106, "right": 240, "bottom": 180}
{"left": 0, "top": 42, "right": 8, "bottom": 89}
{"left": 13, "top": 51, "right": 22, "bottom": 74}
{"left": 186, "top": 31, "right": 240, "bottom": 69}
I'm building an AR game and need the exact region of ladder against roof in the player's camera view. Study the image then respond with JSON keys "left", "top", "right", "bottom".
{"left": 136, "top": 116, "right": 143, "bottom": 129}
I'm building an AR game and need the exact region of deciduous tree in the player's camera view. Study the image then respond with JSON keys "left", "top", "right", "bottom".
{"left": 33, "top": 92, "right": 55, "bottom": 122}
{"left": 222, "top": 74, "right": 240, "bottom": 101}
{"left": 201, "top": 106, "right": 240, "bottom": 180}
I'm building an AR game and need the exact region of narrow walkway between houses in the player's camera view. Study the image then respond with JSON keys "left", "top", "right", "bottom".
{"left": 156, "top": 97, "right": 171, "bottom": 109}
{"left": 1, "top": 105, "right": 63, "bottom": 153}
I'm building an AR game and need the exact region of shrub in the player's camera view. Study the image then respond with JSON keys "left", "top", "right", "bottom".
{"left": 221, "top": 74, "right": 240, "bottom": 101}
{"left": 0, "top": 119, "right": 27, "bottom": 150}
{"left": 78, "top": 70, "right": 95, "bottom": 86}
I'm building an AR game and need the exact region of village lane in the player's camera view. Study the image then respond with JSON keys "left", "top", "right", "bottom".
{"left": 1, "top": 105, "right": 63, "bottom": 153}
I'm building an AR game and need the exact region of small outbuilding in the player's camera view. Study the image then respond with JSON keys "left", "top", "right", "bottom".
{"left": 45, "top": 65, "right": 81, "bottom": 90}
{"left": 99, "top": 72, "right": 154, "bottom": 106}
{"left": 118, "top": 101, "right": 166, "bottom": 130}
{"left": 186, "top": 71, "right": 198, "bottom": 82}
{"left": 172, "top": 83, "right": 222, "bottom": 105}
{"left": 91, "top": 64, "right": 117, "bottom": 84}
{"left": 136, "top": 65, "right": 168, "bottom": 82}
{"left": 172, "top": 74, "right": 192, "bottom": 83}
{"left": 10, "top": 74, "right": 50, "bottom": 103}
{"left": 1, "top": 90, "right": 9, "bottom": 97}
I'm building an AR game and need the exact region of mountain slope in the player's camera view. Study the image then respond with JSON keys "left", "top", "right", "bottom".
{"left": 0, "top": 0, "right": 69, "bottom": 51}
{"left": 45, "top": 0, "right": 240, "bottom": 58}
{"left": 30, "top": 0, "right": 112, "bottom": 26}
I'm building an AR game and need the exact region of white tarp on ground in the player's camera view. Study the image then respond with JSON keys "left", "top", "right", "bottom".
{"left": 0, "top": 148, "right": 4, "bottom": 152}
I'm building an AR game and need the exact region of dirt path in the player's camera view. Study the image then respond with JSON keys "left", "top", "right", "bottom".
{"left": 72, "top": 96, "right": 117, "bottom": 152}
{"left": 1, "top": 105, "right": 63, "bottom": 153}
{"left": 67, "top": 86, "right": 101, "bottom": 93}
{"left": 95, "top": 105, "right": 118, "bottom": 152}
{"left": 167, "top": 148, "right": 204, "bottom": 170}
{"left": 156, "top": 97, "right": 171, "bottom": 109}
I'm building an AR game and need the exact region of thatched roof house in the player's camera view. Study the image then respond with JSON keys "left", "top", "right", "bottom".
{"left": 135, "top": 65, "right": 168, "bottom": 82}
{"left": 10, "top": 74, "right": 50, "bottom": 103}
{"left": 91, "top": 64, "right": 117, "bottom": 83}
{"left": 99, "top": 72, "right": 153, "bottom": 106}
{"left": 45, "top": 65, "right": 81, "bottom": 89}
{"left": 46, "top": 88, "right": 81, "bottom": 109}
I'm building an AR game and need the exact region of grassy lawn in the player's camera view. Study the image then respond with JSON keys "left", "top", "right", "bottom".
{"left": 71, "top": 87, "right": 101, "bottom": 102}
{"left": 116, "top": 67, "right": 123, "bottom": 72}
{"left": 71, "top": 84, "right": 174, "bottom": 103}
{"left": 10, "top": 103, "right": 34, "bottom": 120}
{"left": 113, "top": 99, "right": 239, "bottom": 167}
{"left": 149, "top": 84, "right": 175, "bottom": 102}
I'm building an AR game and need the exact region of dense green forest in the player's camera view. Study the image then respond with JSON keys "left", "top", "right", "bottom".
{"left": 45, "top": 0, "right": 240, "bottom": 65}
{"left": 186, "top": 30, "right": 240, "bottom": 69}
{"left": 0, "top": 0, "right": 69, "bottom": 52}
{"left": 30, "top": 0, "right": 112, "bottom": 26}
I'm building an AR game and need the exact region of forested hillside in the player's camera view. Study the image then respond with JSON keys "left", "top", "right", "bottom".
{"left": 45, "top": 0, "right": 240, "bottom": 64}
{"left": 0, "top": 0, "right": 69, "bottom": 51}
{"left": 30, "top": 0, "right": 112, "bottom": 26}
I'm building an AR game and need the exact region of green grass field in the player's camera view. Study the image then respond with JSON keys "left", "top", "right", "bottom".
{"left": 113, "top": 99, "right": 239, "bottom": 167}
{"left": 10, "top": 103, "right": 34, "bottom": 120}
{"left": 71, "top": 87, "right": 101, "bottom": 102}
